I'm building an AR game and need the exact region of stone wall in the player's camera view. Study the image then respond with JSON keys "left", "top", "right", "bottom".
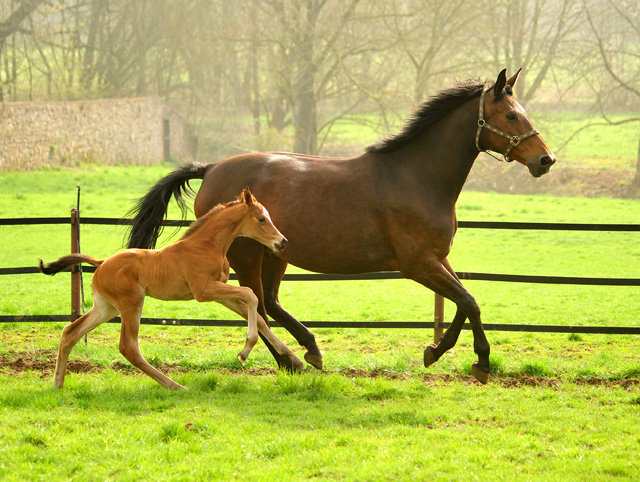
{"left": 0, "top": 97, "right": 197, "bottom": 170}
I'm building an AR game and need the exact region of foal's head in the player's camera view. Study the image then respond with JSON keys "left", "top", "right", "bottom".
{"left": 237, "top": 187, "right": 288, "bottom": 252}
{"left": 478, "top": 69, "right": 556, "bottom": 177}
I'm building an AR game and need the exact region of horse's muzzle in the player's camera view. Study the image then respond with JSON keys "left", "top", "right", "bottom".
{"left": 529, "top": 154, "right": 556, "bottom": 178}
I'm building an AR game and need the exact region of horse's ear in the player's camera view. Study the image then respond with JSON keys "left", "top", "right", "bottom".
{"left": 241, "top": 187, "right": 254, "bottom": 205}
{"left": 507, "top": 68, "right": 522, "bottom": 89}
{"left": 493, "top": 69, "right": 507, "bottom": 96}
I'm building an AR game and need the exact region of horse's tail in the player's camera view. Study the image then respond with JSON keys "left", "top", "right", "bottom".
{"left": 39, "top": 254, "right": 104, "bottom": 276}
{"left": 125, "top": 162, "right": 208, "bottom": 249}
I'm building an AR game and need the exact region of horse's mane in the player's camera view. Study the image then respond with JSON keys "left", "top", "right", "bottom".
{"left": 366, "top": 80, "right": 489, "bottom": 154}
{"left": 180, "top": 199, "right": 242, "bottom": 240}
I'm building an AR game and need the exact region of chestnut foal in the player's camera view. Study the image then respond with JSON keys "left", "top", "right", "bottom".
{"left": 40, "top": 187, "right": 304, "bottom": 389}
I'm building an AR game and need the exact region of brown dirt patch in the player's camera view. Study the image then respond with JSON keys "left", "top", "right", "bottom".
{"left": 2, "top": 351, "right": 637, "bottom": 390}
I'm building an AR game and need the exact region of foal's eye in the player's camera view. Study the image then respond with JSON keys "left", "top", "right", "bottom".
{"left": 506, "top": 112, "right": 518, "bottom": 121}
{"left": 258, "top": 217, "right": 266, "bottom": 223}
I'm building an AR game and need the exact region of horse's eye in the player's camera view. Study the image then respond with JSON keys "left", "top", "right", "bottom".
{"left": 258, "top": 217, "right": 266, "bottom": 223}
{"left": 506, "top": 112, "right": 518, "bottom": 121}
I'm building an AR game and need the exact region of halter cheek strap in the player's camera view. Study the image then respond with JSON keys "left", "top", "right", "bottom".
{"left": 475, "top": 89, "right": 539, "bottom": 163}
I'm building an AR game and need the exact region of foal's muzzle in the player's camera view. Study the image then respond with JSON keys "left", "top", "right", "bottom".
{"left": 274, "top": 237, "right": 288, "bottom": 252}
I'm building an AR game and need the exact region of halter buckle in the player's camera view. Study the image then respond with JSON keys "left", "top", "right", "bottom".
{"left": 509, "top": 136, "right": 521, "bottom": 147}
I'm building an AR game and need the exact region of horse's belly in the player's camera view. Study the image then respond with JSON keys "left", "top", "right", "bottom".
{"left": 282, "top": 239, "right": 397, "bottom": 274}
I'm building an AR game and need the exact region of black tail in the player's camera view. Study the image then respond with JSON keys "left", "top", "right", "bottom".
{"left": 125, "top": 163, "right": 208, "bottom": 249}
{"left": 39, "top": 254, "right": 103, "bottom": 275}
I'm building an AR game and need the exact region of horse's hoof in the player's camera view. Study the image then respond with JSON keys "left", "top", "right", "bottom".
{"left": 304, "top": 352, "right": 323, "bottom": 370}
{"left": 471, "top": 362, "right": 490, "bottom": 384}
{"left": 237, "top": 354, "right": 247, "bottom": 365}
{"left": 423, "top": 344, "right": 438, "bottom": 368}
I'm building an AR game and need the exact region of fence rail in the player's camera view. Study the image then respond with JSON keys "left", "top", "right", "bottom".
{"left": 1, "top": 215, "right": 639, "bottom": 337}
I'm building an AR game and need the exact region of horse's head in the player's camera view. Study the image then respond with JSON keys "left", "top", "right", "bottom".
{"left": 239, "top": 187, "right": 288, "bottom": 252}
{"left": 477, "top": 69, "right": 556, "bottom": 177}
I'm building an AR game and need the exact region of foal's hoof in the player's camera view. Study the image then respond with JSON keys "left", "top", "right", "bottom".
{"left": 304, "top": 352, "right": 323, "bottom": 370}
{"left": 471, "top": 362, "right": 490, "bottom": 385}
{"left": 237, "top": 354, "right": 247, "bottom": 365}
{"left": 292, "top": 356, "right": 306, "bottom": 372}
{"left": 423, "top": 344, "right": 438, "bottom": 368}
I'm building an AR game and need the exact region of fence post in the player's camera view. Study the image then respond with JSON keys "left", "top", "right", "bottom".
{"left": 70, "top": 208, "right": 81, "bottom": 322}
{"left": 433, "top": 293, "right": 445, "bottom": 343}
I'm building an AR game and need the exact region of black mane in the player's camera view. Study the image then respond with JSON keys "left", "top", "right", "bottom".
{"left": 367, "top": 80, "right": 488, "bottom": 154}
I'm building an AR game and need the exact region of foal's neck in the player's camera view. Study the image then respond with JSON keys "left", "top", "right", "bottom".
{"left": 188, "top": 204, "right": 247, "bottom": 254}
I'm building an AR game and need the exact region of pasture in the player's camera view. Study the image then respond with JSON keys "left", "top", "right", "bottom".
{"left": 1, "top": 165, "right": 639, "bottom": 481}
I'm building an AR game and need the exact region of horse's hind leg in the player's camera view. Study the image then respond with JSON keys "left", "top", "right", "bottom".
{"left": 116, "top": 297, "right": 186, "bottom": 390}
{"left": 54, "top": 293, "right": 118, "bottom": 388}
{"left": 262, "top": 255, "right": 322, "bottom": 369}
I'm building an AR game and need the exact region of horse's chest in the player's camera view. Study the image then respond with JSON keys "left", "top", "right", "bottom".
{"left": 389, "top": 209, "right": 456, "bottom": 256}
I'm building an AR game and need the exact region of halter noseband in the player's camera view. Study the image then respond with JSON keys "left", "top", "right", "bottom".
{"left": 475, "top": 88, "right": 539, "bottom": 163}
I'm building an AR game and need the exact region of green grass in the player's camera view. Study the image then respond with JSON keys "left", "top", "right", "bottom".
{"left": 1, "top": 165, "right": 639, "bottom": 481}
{"left": 1, "top": 370, "right": 639, "bottom": 481}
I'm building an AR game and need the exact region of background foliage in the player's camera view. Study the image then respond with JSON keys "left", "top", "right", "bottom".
{"left": 1, "top": 0, "right": 640, "bottom": 181}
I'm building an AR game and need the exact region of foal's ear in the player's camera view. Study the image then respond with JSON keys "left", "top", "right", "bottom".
{"left": 241, "top": 186, "right": 255, "bottom": 205}
{"left": 506, "top": 68, "right": 522, "bottom": 89}
{"left": 493, "top": 69, "right": 507, "bottom": 96}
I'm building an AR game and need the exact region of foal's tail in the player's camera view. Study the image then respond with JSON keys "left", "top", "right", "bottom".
{"left": 125, "top": 163, "right": 208, "bottom": 249}
{"left": 39, "top": 254, "right": 104, "bottom": 276}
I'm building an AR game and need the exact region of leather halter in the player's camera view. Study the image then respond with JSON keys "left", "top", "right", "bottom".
{"left": 475, "top": 88, "right": 539, "bottom": 163}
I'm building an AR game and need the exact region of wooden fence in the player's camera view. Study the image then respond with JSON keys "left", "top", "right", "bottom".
{"left": 1, "top": 211, "right": 639, "bottom": 340}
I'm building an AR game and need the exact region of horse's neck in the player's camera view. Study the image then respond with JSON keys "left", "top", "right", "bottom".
{"left": 395, "top": 98, "right": 480, "bottom": 203}
{"left": 189, "top": 207, "right": 246, "bottom": 254}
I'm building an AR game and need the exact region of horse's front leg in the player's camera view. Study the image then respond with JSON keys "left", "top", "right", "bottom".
{"left": 218, "top": 299, "right": 305, "bottom": 371}
{"left": 403, "top": 256, "right": 490, "bottom": 384}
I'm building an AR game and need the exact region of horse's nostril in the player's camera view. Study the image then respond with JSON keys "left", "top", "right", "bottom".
{"left": 540, "top": 155, "right": 555, "bottom": 168}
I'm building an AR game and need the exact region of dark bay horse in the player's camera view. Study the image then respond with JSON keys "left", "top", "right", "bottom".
{"left": 41, "top": 188, "right": 303, "bottom": 389}
{"left": 126, "top": 70, "right": 555, "bottom": 383}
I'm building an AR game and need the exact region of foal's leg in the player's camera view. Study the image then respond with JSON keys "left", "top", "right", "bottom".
{"left": 53, "top": 292, "right": 118, "bottom": 388}
{"left": 262, "top": 255, "right": 322, "bottom": 369}
{"left": 404, "top": 256, "right": 490, "bottom": 384}
{"left": 116, "top": 293, "right": 186, "bottom": 390}
{"left": 218, "top": 299, "right": 305, "bottom": 371}
{"left": 190, "top": 278, "right": 262, "bottom": 363}
{"left": 227, "top": 239, "right": 298, "bottom": 371}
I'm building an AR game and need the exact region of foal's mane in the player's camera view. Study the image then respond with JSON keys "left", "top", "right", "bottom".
{"left": 180, "top": 199, "right": 243, "bottom": 240}
{"left": 366, "top": 80, "right": 489, "bottom": 154}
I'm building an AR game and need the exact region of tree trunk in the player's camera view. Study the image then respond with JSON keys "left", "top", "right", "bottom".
{"left": 291, "top": 0, "right": 324, "bottom": 155}
{"left": 635, "top": 133, "right": 640, "bottom": 186}
{"left": 0, "top": 0, "right": 43, "bottom": 53}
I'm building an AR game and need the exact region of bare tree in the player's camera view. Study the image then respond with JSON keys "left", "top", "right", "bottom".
{"left": 580, "top": 0, "right": 640, "bottom": 184}
{"left": 0, "top": 0, "right": 43, "bottom": 99}
{"left": 479, "top": 0, "right": 582, "bottom": 104}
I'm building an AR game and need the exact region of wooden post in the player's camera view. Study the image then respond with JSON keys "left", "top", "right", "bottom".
{"left": 433, "top": 293, "right": 445, "bottom": 343}
{"left": 70, "top": 208, "right": 81, "bottom": 322}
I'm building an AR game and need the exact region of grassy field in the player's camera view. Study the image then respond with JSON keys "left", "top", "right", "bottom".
{"left": 1, "top": 165, "right": 639, "bottom": 481}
